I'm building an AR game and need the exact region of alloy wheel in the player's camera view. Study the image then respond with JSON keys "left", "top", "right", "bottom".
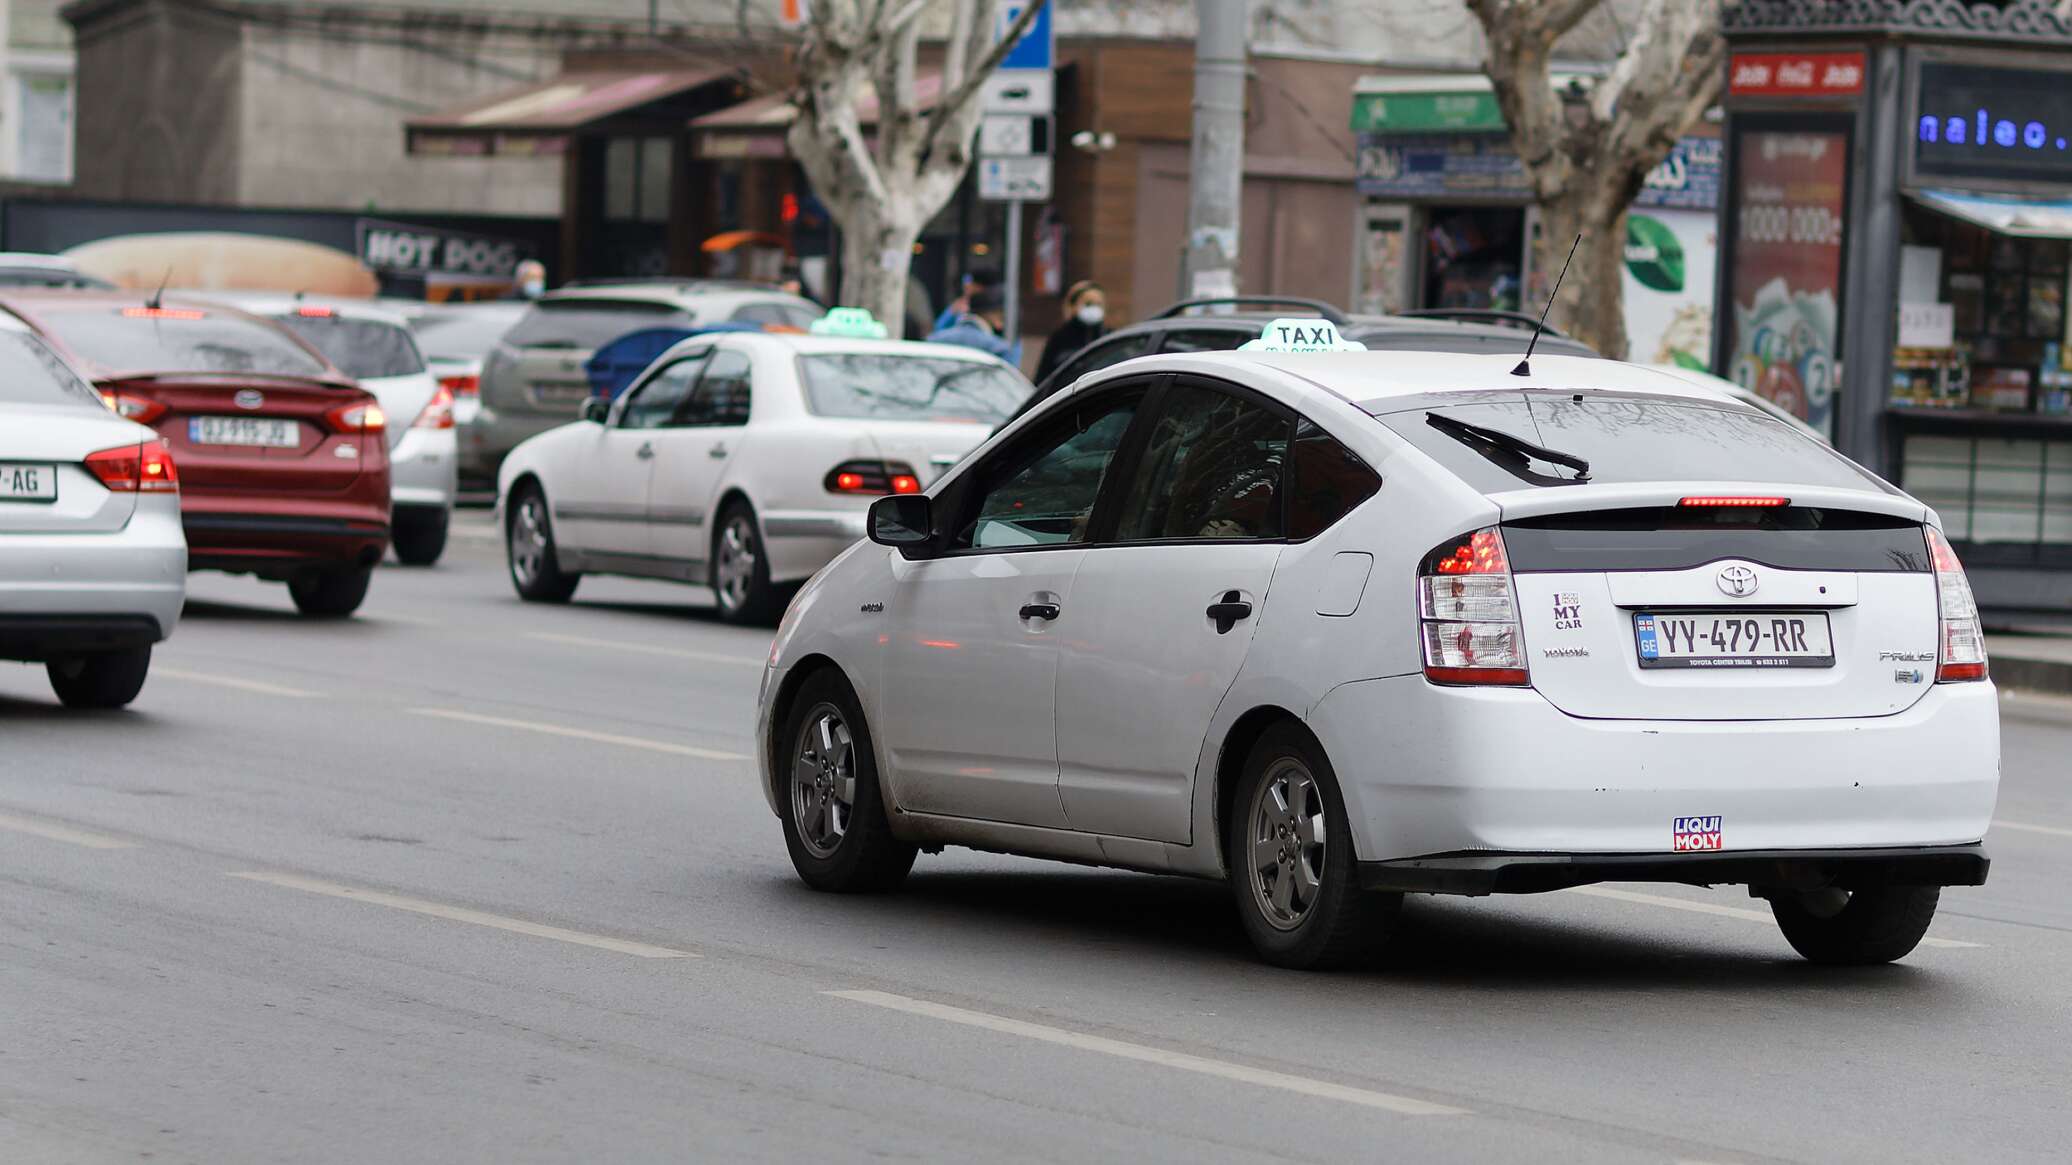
{"left": 791, "top": 702, "right": 856, "bottom": 859}
{"left": 1248, "top": 757, "right": 1327, "bottom": 930}
{"left": 715, "top": 514, "right": 758, "bottom": 612}
{"left": 509, "top": 495, "right": 548, "bottom": 586}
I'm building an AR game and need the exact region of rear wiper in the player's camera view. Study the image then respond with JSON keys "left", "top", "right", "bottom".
{"left": 1425, "top": 411, "right": 1591, "bottom": 482}
{"left": 525, "top": 339, "right": 581, "bottom": 350}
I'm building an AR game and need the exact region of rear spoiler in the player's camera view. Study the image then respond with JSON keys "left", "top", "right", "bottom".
{"left": 1484, "top": 481, "right": 1930, "bottom": 525}
{"left": 96, "top": 371, "right": 363, "bottom": 393}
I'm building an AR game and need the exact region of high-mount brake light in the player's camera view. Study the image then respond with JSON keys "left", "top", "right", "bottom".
{"left": 120, "top": 306, "right": 206, "bottom": 320}
{"left": 84, "top": 441, "right": 178, "bottom": 493}
{"left": 100, "top": 392, "right": 167, "bottom": 424}
{"left": 1928, "top": 527, "right": 1988, "bottom": 682}
{"left": 295, "top": 305, "right": 335, "bottom": 318}
{"left": 1679, "top": 496, "right": 1790, "bottom": 508}
{"left": 1418, "top": 526, "right": 1530, "bottom": 686}
{"left": 825, "top": 460, "right": 923, "bottom": 496}
{"left": 325, "top": 401, "right": 386, "bottom": 434}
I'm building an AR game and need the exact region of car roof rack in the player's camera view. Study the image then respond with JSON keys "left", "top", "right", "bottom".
{"left": 1393, "top": 307, "right": 1571, "bottom": 338}
{"left": 1151, "top": 296, "right": 1350, "bottom": 326}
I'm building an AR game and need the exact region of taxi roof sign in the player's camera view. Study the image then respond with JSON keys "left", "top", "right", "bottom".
{"left": 809, "top": 308, "right": 889, "bottom": 339}
{"left": 1240, "top": 318, "right": 1368, "bottom": 354}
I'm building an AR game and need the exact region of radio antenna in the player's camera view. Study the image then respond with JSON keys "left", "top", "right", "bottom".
{"left": 1513, "top": 232, "right": 1582, "bottom": 378}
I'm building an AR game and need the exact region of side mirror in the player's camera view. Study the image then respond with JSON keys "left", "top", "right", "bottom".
{"left": 868, "top": 494, "right": 934, "bottom": 553}
{"left": 580, "top": 397, "right": 610, "bottom": 424}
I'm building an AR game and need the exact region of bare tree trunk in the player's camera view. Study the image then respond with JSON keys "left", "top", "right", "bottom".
{"left": 1535, "top": 196, "right": 1630, "bottom": 359}
{"left": 835, "top": 202, "right": 922, "bottom": 333}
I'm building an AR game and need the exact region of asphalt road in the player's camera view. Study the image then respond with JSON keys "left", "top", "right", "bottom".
{"left": 4, "top": 512, "right": 2071, "bottom": 1164}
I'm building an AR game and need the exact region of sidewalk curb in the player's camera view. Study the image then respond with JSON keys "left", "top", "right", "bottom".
{"left": 1990, "top": 656, "right": 2072, "bottom": 696}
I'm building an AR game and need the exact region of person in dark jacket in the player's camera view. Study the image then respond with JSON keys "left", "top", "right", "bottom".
{"left": 1033, "top": 280, "right": 1109, "bottom": 386}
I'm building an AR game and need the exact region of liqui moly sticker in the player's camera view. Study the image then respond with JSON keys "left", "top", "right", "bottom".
{"left": 1673, "top": 816, "right": 1724, "bottom": 851}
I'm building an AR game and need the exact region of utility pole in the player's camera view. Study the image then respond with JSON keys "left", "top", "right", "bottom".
{"left": 1182, "top": 0, "right": 1248, "bottom": 302}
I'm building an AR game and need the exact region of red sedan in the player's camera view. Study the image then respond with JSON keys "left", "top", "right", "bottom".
{"left": 0, "top": 292, "right": 392, "bottom": 616}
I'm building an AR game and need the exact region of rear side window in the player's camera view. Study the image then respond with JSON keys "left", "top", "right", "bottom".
{"left": 1375, "top": 395, "right": 1881, "bottom": 493}
{"left": 1113, "top": 382, "right": 1287, "bottom": 541}
{"left": 0, "top": 331, "right": 100, "bottom": 406}
{"left": 503, "top": 299, "right": 693, "bottom": 349}
{"left": 1501, "top": 508, "right": 1932, "bottom": 573}
{"left": 1049, "top": 332, "right": 1153, "bottom": 388}
{"left": 271, "top": 315, "right": 424, "bottom": 379}
{"left": 39, "top": 308, "right": 328, "bottom": 377}
{"left": 1288, "top": 420, "right": 1381, "bottom": 539}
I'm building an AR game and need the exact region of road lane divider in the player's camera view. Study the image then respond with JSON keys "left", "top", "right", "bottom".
{"left": 0, "top": 810, "right": 135, "bottom": 850}
{"left": 1992, "top": 819, "right": 2072, "bottom": 839}
{"left": 227, "top": 871, "right": 696, "bottom": 959}
{"left": 823, "top": 989, "right": 1468, "bottom": 1117}
{"left": 156, "top": 667, "right": 320, "bottom": 699}
{"left": 524, "top": 631, "right": 765, "bottom": 667}
{"left": 413, "top": 708, "right": 750, "bottom": 761}
{"left": 1565, "top": 886, "right": 1982, "bottom": 949}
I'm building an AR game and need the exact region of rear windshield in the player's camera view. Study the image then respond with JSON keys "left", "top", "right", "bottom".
{"left": 0, "top": 331, "right": 101, "bottom": 407}
{"left": 270, "top": 314, "right": 423, "bottom": 379}
{"left": 39, "top": 307, "right": 329, "bottom": 378}
{"left": 502, "top": 300, "right": 693, "bottom": 350}
{"left": 1502, "top": 508, "right": 1931, "bottom": 573}
{"left": 798, "top": 353, "right": 1030, "bottom": 424}
{"left": 1374, "top": 394, "right": 1882, "bottom": 493}
{"left": 412, "top": 307, "right": 523, "bottom": 360}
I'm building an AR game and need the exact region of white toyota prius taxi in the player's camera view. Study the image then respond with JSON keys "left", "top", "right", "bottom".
{"left": 754, "top": 318, "right": 1999, "bottom": 970}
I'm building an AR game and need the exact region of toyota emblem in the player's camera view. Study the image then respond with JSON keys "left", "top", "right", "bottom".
{"left": 234, "top": 389, "right": 265, "bottom": 410}
{"left": 1717, "top": 564, "right": 1759, "bottom": 597}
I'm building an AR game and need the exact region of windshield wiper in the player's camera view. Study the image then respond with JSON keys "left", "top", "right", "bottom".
{"left": 1425, "top": 411, "right": 1591, "bottom": 482}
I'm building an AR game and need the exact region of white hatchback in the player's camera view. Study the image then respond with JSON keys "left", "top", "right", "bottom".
{"left": 497, "top": 329, "right": 1032, "bottom": 623}
{"left": 754, "top": 328, "right": 1999, "bottom": 969}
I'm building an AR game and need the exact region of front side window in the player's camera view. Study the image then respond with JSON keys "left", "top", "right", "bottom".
{"left": 676, "top": 349, "right": 753, "bottom": 426}
{"left": 952, "top": 391, "right": 1143, "bottom": 550}
{"left": 39, "top": 307, "right": 328, "bottom": 377}
{"left": 618, "top": 355, "right": 705, "bottom": 429}
{"left": 271, "top": 315, "right": 424, "bottom": 379}
{"left": 798, "top": 353, "right": 1029, "bottom": 424}
{"left": 1113, "top": 382, "right": 1288, "bottom": 542}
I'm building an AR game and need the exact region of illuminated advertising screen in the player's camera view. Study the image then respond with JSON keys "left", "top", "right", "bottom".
{"left": 1915, "top": 62, "right": 2072, "bottom": 185}
{"left": 1724, "top": 126, "right": 1850, "bottom": 437}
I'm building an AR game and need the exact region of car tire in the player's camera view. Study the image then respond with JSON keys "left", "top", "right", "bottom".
{"left": 1227, "top": 723, "right": 1401, "bottom": 970}
{"left": 780, "top": 668, "right": 917, "bottom": 893}
{"left": 46, "top": 646, "right": 152, "bottom": 709}
{"left": 1769, "top": 885, "right": 1941, "bottom": 965}
{"left": 506, "top": 483, "right": 579, "bottom": 603}
{"left": 710, "top": 500, "right": 778, "bottom": 626}
{"left": 392, "top": 508, "right": 450, "bottom": 566}
{"left": 289, "top": 566, "right": 374, "bottom": 618}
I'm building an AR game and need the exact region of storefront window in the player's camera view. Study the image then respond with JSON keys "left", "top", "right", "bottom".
{"left": 1422, "top": 208, "right": 1523, "bottom": 312}
{"left": 1723, "top": 124, "right": 1849, "bottom": 438}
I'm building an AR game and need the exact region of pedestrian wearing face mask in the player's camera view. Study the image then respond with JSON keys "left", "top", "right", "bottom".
{"left": 1033, "top": 281, "right": 1110, "bottom": 385}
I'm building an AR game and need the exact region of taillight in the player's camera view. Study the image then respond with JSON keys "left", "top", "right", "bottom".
{"left": 84, "top": 440, "right": 178, "bottom": 493}
{"left": 100, "top": 392, "right": 168, "bottom": 424}
{"left": 825, "top": 460, "right": 922, "bottom": 496}
{"left": 438, "top": 373, "right": 479, "bottom": 399}
{"left": 1928, "top": 527, "right": 1987, "bottom": 682}
{"left": 325, "top": 401, "right": 387, "bottom": 434}
{"left": 412, "top": 384, "right": 456, "bottom": 430}
{"left": 1418, "top": 527, "right": 1529, "bottom": 686}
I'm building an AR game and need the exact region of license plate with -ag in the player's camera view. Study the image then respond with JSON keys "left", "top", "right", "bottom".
{"left": 0, "top": 462, "right": 56, "bottom": 502}
{"left": 190, "top": 416, "right": 299, "bottom": 447}
{"left": 1634, "top": 612, "right": 1835, "bottom": 669}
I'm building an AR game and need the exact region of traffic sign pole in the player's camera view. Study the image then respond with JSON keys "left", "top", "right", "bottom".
{"left": 1005, "top": 200, "right": 1023, "bottom": 343}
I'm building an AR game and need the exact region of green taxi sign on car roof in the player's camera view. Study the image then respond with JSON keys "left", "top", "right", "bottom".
{"left": 809, "top": 308, "right": 889, "bottom": 339}
{"left": 1239, "top": 318, "right": 1368, "bottom": 354}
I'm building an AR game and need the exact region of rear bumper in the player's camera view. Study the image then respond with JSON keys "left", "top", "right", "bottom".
{"left": 760, "top": 507, "right": 868, "bottom": 585}
{"left": 390, "top": 427, "right": 458, "bottom": 508}
{"left": 0, "top": 614, "right": 165, "bottom": 660}
{"left": 0, "top": 504, "right": 186, "bottom": 651}
{"left": 1308, "top": 675, "right": 2001, "bottom": 864}
{"left": 1358, "top": 844, "right": 1991, "bottom": 896}
{"left": 183, "top": 510, "right": 389, "bottom": 575}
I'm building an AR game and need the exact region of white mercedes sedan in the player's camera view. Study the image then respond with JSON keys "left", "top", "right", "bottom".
{"left": 497, "top": 321, "right": 1032, "bottom": 623}
{"left": 0, "top": 318, "right": 185, "bottom": 708}
{"left": 754, "top": 319, "right": 1998, "bottom": 969}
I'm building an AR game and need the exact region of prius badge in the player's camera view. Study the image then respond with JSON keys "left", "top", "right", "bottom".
{"left": 1716, "top": 563, "right": 1759, "bottom": 597}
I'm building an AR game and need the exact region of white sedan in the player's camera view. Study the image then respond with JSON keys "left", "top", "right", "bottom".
{"left": 754, "top": 319, "right": 1998, "bottom": 969}
{"left": 497, "top": 327, "right": 1032, "bottom": 623}
{"left": 0, "top": 319, "right": 185, "bottom": 708}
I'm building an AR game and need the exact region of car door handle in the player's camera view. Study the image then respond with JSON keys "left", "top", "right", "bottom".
{"left": 1207, "top": 590, "right": 1252, "bottom": 634}
{"left": 636, "top": 441, "right": 655, "bottom": 460}
{"left": 1019, "top": 602, "right": 1061, "bottom": 621}
{"left": 708, "top": 444, "right": 728, "bottom": 459}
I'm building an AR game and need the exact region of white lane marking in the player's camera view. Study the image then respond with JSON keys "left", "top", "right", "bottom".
{"left": 0, "top": 811, "right": 134, "bottom": 850}
{"left": 413, "top": 707, "right": 750, "bottom": 761}
{"left": 525, "top": 631, "right": 764, "bottom": 667}
{"left": 155, "top": 667, "right": 318, "bottom": 698}
{"left": 227, "top": 871, "right": 696, "bottom": 959}
{"left": 825, "top": 989, "right": 1467, "bottom": 1117}
{"left": 1993, "top": 819, "right": 2072, "bottom": 839}
{"left": 1566, "top": 886, "right": 1981, "bottom": 949}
